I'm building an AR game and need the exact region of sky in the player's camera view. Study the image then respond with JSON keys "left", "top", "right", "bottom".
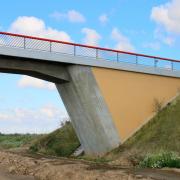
{"left": 0, "top": 0, "right": 180, "bottom": 133}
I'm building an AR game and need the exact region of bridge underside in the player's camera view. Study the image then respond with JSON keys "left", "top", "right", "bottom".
{"left": 1, "top": 54, "right": 180, "bottom": 155}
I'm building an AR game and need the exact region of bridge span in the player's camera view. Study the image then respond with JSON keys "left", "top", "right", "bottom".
{"left": 0, "top": 32, "right": 180, "bottom": 155}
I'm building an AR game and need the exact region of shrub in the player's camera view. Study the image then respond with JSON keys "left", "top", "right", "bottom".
{"left": 139, "top": 151, "right": 180, "bottom": 168}
{"left": 153, "top": 98, "right": 163, "bottom": 113}
{"left": 30, "top": 122, "right": 80, "bottom": 157}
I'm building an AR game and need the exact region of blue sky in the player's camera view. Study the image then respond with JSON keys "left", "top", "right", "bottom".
{"left": 0, "top": 0, "right": 180, "bottom": 133}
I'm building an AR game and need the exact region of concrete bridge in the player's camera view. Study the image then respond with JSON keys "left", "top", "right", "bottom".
{"left": 0, "top": 32, "right": 180, "bottom": 155}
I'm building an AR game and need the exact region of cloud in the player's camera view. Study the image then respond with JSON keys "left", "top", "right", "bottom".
{"left": 9, "top": 16, "right": 72, "bottom": 41}
{"left": 18, "top": 75, "right": 56, "bottom": 90}
{"left": 99, "top": 14, "right": 108, "bottom": 24}
{"left": 143, "top": 42, "right": 161, "bottom": 50}
{"left": 111, "top": 28, "right": 135, "bottom": 51}
{"left": 50, "top": 10, "right": 86, "bottom": 23}
{"left": 151, "top": 0, "right": 180, "bottom": 34}
{"left": 81, "top": 28, "right": 101, "bottom": 46}
{"left": 0, "top": 104, "right": 68, "bottom": 134}
{"left": 154, "top": 28, "right": 175, "bottom": 46}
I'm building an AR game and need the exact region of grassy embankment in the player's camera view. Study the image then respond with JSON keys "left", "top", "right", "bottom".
{"left": 106, "top": 95, "right": 180, "bottom": 167}
{"left": 29, "top": 121, "right": 80, "bottom": 157}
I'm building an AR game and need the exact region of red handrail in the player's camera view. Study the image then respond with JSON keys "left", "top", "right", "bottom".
{"left": 0, "top": 31, "right": 179, "bottom": 63}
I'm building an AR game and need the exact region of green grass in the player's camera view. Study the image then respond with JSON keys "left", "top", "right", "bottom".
{"left": 30, "top": 121, "right": 80, "bottom": 157}
{"left": 139, "top": 151, "right": 180, "bottom": 168}
{"left": 106, "top": 95, "right": 180, "bottom": 166}
{"left": 126, "top": 96, "right": 180, "bottom": 155}
{"left": 0, "top": 133, "right": 39, "bottom": 149}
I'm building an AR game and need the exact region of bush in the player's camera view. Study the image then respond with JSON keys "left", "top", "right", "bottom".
{"left": 139, "top": 151, "right": 180, "bottom": 168}
{"left": 30, "top": 122, "right": 80, "bottom": 157}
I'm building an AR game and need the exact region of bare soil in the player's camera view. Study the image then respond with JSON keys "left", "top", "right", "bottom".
{"left": 0, "top": 151, "right": 180, "bottom": 180}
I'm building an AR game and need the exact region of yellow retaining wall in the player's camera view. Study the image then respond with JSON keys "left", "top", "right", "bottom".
{"left": 92, "top": 67, "right": 180, "bottom": 142}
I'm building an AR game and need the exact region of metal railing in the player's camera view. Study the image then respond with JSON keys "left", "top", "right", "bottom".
{"left": 0, "top": 32, "right": 180, "bottom": 71}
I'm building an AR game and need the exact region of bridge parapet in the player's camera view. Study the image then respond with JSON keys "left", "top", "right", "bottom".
{"left": 0, "top": 32, "right": 180, "bottom": 72}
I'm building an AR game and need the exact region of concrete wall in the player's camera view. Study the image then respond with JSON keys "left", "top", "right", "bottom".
{"left": 56, "top": 65, "right": 120, "bottom": 155}
{"left": 92, "top": 67, "right": 180, "bottom": 142}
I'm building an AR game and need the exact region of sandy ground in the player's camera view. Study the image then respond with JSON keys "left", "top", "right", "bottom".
{"left": 0, "top": 151, "right": 180, "bottom": 180}
{"left": 0, "top": 165, "right": 34, "bottom": 180}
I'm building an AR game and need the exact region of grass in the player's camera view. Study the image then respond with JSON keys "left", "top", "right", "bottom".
{"left": 139, "top": 151, "right": 180, "bottom": 168}
{"left": 0, "top": 121, "right": 80, "bottom": 157}
{"left": 0, "top": 133, "right": 39, "bottom": 149}
{"left": 106, "top": 95, "right": 180, "bottom": 166}
{"left": 29, "top": 121, "right": 80, "bottom": 157}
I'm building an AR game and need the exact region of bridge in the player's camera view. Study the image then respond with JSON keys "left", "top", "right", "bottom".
{"left": 0, "top": 32, "right": 180, "bottom": 155}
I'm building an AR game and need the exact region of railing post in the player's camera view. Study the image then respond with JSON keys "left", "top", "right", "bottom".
{"left": 171, "top": 61, "right": 174, "bottom": 71}
{"left": 74, "top": 45, "right": 76, "bottom": 56}
{"left": 117, "top": 52, "right": 119, "bottom": 62}
{"left": 136, "top": 55, "right": 138, "bottom": 65}
{"left": 96, "top": 48, "right": 98, "bottom": 59}
{"left": 50, "top": 42, "right": 52, "bottom": 52}
{"left": 23, "top": 37, "right": 26, "bottom": 49}
{"left": 154, "top": 58, "right": 158, "bottom": 68}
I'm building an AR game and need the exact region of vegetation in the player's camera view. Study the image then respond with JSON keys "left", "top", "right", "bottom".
{"left": 106, "top": 95, "right": 180, "bottom": 167}
{"left": 125, "top": 96, "right": 180, "bottom": 155}
{"left": 30, "top": 121, "right": 80, "bottom": 157}
{"left": 139, "top": 151, "right": 180, "bottom": 168}
{"left": 0, "top": 133, "right": 39, "bottom": 149}
{"left": 0, "top": 121, "right": 80, "bottom": 157}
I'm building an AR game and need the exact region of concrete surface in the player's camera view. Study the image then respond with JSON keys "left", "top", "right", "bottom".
{"left": 0, "top": 54, "right": 69, "bottom": 83}
{"left": 1, "top": 46, "right": 180, "bottom": 78}
{"left": 56, "top": 65, "right": 120, "bottom": 155}
{"left": 92, "top": 67, "right": 180, "bottom": 142}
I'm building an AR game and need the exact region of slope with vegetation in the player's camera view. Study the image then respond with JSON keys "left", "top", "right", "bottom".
{"left": 106, "top": 95, "right": 180, "bottom": 167}
{"left": 30, "top": 121, "right": 80, "bottom": 157}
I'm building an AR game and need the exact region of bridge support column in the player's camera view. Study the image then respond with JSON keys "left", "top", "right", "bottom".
{"left": 56, "top": 65, "right": 120, "bottom": 155}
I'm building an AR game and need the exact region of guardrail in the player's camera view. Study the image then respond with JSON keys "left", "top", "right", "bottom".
{"left": 0, "top": 32, "right": 180, "bottom": 71}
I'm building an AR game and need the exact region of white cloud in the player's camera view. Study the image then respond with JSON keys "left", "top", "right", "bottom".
{"left": 99, "top": 14, "right": 108, "bottom": 24}
{"left": 50, "top": 11, "right": 66, "bottom": 21}
{"left": 9, "top": 16, "right": 72, "bottom": 41}
{"left": 151, "top": 0, "right": 180, "bottom": 34}
{"left": 111, "top": 28, "right": 135, "bottom": 51}
{"left": 18, "top": 75, "right": 56, "bottom": 90}
{"left": 163, "top": 36, "right": 175, "bottom": 46}
{"left": 154, "top": 28, "right": 175, "bottom": 46}
{"left": 0, "top": 104, "right": 68, "bottom": 134}
{"left": 50, "top": 10, "right": 86, "bottom": 23}
{"left": 68, "top": 10, "right": 86, "bottom": 23}
{"left": 82, "top": 28, "right": 101, "bottom": 46}
{"left": 143, "top": 42, "right": 161, "bottom": 50}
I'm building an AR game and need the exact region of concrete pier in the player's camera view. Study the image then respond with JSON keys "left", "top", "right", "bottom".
{"left": 56, "top": 65, "right": 120, "bottom": 155}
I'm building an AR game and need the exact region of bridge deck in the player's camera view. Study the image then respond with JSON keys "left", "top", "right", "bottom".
{"left": 0, "top": 32, "right": 180, "bottom": 78}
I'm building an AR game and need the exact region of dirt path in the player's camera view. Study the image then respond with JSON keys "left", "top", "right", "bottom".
{"left": 0, "top": 151, "right": 179, "bottom": 180}
{"left": 0, "top": 165, "right": 34, "bottom": 180}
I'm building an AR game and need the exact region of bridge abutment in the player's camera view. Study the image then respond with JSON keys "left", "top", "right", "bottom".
{"left": 56, "top": 65, "right": 121, "bottom": 155}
